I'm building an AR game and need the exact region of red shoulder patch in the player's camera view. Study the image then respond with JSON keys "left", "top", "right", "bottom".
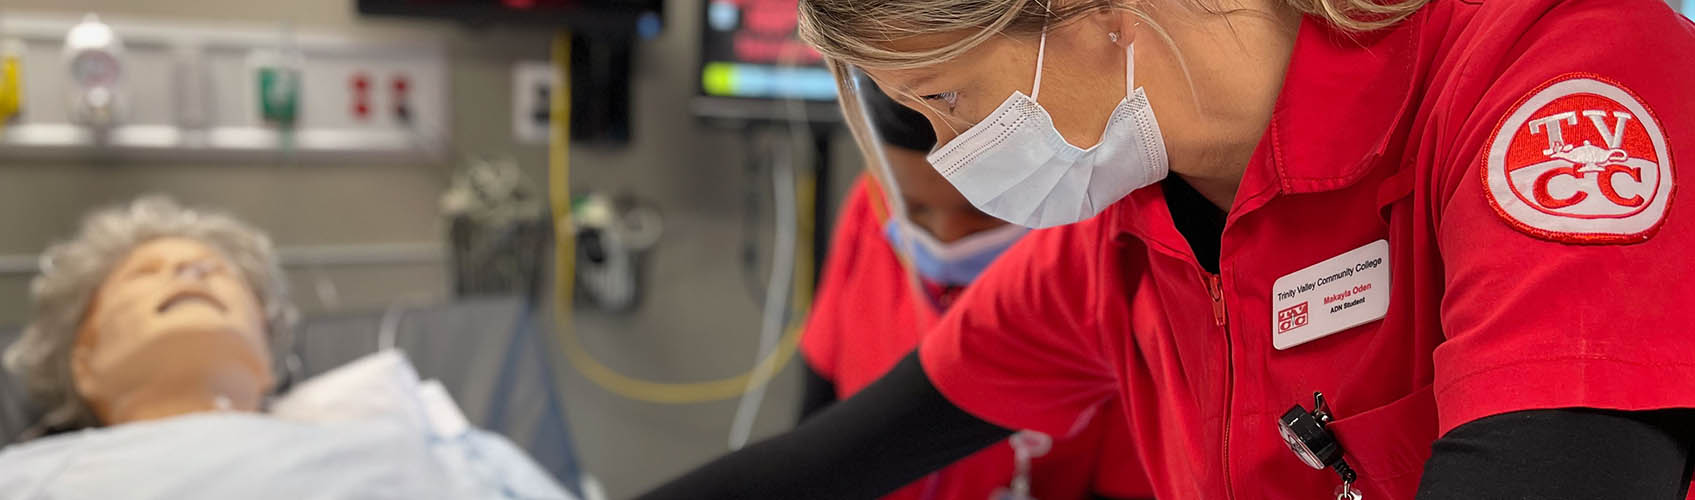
{"left": 1481, "top": 73, "right": 1674, "bottom": 244}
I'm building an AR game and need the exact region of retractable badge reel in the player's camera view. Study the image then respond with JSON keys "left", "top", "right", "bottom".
{"left": 990, "top": 431, "right": 1052, "bottom": 500}
{"left": 1278, "top": 392, "right": 1361, "bottom": 500}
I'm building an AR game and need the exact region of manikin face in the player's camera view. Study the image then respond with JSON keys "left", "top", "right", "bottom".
{"left": 70, "top": 237, "right": 273, "bottom": 425}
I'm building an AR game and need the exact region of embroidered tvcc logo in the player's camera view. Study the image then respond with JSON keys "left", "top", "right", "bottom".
{"left": 1484, "top": 75, "right": 1674, "bottom": 244}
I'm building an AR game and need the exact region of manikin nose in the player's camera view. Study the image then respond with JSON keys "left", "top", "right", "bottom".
{"left": 174, "top": 259, "right": 214, "bottom": 281}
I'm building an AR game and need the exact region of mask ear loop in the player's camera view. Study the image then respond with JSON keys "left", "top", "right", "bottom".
{"left": 1031, "top": 28, "right": 1048, "bottom": 99}
{"left": 1125, "top": 39, "right": 1135, "bottom": 94}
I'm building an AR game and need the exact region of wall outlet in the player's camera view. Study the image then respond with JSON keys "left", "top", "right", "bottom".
{"left": 391, "top": 73, "right": 412, "bottom": 123}
{"left": 512, "top": 61, "right": 556, "bottom": 145}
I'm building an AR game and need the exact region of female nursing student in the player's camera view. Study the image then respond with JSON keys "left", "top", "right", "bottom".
{"left": 643, "top": 0, "right": 1695, "bottom": 498}
{"left": 798, "top": 79, "right": 1153, "bottom": 500}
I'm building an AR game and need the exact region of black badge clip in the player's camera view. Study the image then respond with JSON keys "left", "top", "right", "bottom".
{"left": 1278, "top": 392, "right": 1357, "bottom": 486}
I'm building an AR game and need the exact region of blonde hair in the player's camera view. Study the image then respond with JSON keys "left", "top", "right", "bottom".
{"left": 802, "top": 0, "right": 1425, "bottom": 70}
{"left": 806, "top": 0, "right": 1428, "bottom": 167}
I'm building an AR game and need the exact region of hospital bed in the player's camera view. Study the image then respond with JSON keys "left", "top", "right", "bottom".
{"left": 0, "top": 295, "right": 588, "bottom": 497}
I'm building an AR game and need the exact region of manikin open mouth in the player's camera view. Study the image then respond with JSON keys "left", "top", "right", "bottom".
{"left": 156, "top": 290, "right": 227, "bottom": 314}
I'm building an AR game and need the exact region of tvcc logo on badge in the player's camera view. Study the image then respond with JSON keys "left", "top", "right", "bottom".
{"left": 1277, "top": 302, "right": 1309, "bottom": 334}
{"left": 1483, "top": 74, "right": 1674, "bottom": 244}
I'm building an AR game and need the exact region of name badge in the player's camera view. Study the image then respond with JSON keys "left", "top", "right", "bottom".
{"left": 1271, "top": 239, "right": 1391, "bottom": 350}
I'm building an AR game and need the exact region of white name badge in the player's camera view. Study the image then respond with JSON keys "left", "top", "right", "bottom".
{"left": 1271, "top": 239, "right": 1391, "bottom": 350}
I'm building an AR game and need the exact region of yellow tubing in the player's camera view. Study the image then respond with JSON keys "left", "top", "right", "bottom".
{"left": 549, "top": 31, "right": 813, "bottom": 404}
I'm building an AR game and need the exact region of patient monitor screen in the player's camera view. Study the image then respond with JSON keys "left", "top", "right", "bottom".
{"left": 697, "top": 0, "right": 836, "bottom": 101}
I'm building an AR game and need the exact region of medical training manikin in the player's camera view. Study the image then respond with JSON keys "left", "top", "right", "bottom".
{"left": 0, "top": 197, "right": 574, "bottom": 500}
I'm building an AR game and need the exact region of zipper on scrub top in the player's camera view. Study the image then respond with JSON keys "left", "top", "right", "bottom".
{"left": 1202, "top": 271, "right": 1236, "bottom": 500}
{"left": 1202, "top": 273, "right": 1229, "bottom": 326}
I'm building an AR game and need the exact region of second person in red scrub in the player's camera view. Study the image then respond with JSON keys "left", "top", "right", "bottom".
{"left": 799, "top": 80, "right": 1153, "bottom": 500}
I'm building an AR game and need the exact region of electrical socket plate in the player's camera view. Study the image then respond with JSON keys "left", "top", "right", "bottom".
{"left": 512, "top": 61, "right": 556, "bottom": 145}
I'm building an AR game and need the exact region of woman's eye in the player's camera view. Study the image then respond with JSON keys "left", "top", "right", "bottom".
{"left": 920, "top": 91, "right": 959, "bottom": 110}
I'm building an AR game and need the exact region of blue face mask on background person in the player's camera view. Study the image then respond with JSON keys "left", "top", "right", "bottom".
{"left": 883, "top": 217, "right": 1027, "bottom": 286}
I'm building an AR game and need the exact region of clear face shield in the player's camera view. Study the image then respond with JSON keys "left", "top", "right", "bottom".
{"left": 842, "top": 67, "right": 1027, "bottom": 302}
{"left": 840, "top": 66, "right": 938, "bottom": 306}
{"left": 844, "top": 68, "right": 912, "bottom": 222}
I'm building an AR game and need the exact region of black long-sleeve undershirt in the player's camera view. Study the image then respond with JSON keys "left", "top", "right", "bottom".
{"left": 798, "top": 355, "right": 1137, "bottom": 500}
{"left": 642, "top": 354, "right": 1010, "bottom": 500}
{"left": 799, "top": 360, "right": 837, "bottom": 422}
{"left": 1417, "top": 408, "right": 1695, "bottom": 499}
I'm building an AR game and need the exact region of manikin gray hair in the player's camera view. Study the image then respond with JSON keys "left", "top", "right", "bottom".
{"left": 2, "top": 196, "right": 295, "bottom": 434}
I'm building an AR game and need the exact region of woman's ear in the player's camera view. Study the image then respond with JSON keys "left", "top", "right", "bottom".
{"left": 1103, "top": 9, "right": 1138, "bottom": 49}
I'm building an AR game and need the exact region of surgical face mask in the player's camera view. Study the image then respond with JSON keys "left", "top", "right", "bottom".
{"left": 926, "top": 32, "right": 1168, "bottom": 229}
{"left": 883, "top": 217, "right": 1026, "bottom": 286}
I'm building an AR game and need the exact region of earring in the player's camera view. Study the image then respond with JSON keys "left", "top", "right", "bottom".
{"left": 1108, "top": 32, "right": 1120, "bottom": 43}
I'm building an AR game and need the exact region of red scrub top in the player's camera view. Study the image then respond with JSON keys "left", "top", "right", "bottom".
{"left": 919, "top": 1, "right": 1695, "bottom": 499}
{"left": 802, "top": 176, "right": 1155, "bottom": 500}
